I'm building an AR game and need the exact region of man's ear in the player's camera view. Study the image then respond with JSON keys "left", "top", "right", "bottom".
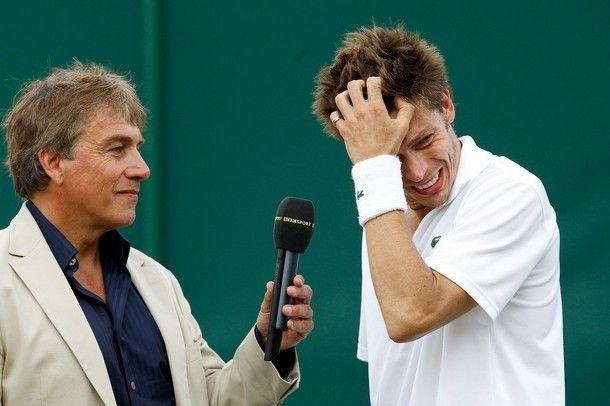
{"left": 441, "top": 88, "right": 456, "bottom": 125}
{"left": 37, "top": 148, "right": 64, "bottom": 185}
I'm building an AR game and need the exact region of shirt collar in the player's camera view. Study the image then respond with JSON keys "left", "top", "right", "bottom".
{"left": 99, "top": 229, "right": 131, "bottom": 267}
{"left": 26, "top": 200, "right": 77, "bottom": 271}
{"left": 25, "top": 200, "right": 131, "bottom": 271}
{"left": 443, "top": 136, "right": 494, "bottom": 207}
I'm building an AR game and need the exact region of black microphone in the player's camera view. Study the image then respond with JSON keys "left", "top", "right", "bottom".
{"left": 264, "top": 196, "right": 314, "bottom": 361}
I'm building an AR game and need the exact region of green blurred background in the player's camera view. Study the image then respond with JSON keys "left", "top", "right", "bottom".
{"left": 1, "top": 1, "right": 608, "bottom": 404}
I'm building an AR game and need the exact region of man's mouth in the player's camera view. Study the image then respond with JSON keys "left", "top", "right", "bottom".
{"left": 415, "top": 171, "right": 440, "bottom": 190}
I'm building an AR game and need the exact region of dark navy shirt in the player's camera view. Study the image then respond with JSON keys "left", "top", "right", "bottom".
{"left": 27, "top": 201, "right": 175, "bottom": 406}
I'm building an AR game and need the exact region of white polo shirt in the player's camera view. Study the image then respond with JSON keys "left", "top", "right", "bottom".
{"left": 357, "top": 136, "right": 564, "bottom": 405}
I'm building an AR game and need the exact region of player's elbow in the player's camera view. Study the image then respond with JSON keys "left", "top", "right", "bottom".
{"left": 387, "top": 327, "right": 419, "bottom": 343}
{"left": 383, "top": 295, "right": 477, "bottom": 343}
{"left": 383, "top": 311, "right": 431, "bottom": 343}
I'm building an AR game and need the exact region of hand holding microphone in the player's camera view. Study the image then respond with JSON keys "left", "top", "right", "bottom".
{"left": 257, "top": 197, "right": 315, "bottom": 361}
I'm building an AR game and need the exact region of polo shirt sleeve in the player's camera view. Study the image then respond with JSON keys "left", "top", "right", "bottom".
{"left": 424, "top": 173, "right": 557, "bottom": 322}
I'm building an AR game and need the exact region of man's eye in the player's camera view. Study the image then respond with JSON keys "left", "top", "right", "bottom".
{"left": 417, "top": 134, "right": 434, "bottom": 148}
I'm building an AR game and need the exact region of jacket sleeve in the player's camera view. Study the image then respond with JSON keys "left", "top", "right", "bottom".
{"left": 166, "top": 271, "right": 300, "bottom": 405}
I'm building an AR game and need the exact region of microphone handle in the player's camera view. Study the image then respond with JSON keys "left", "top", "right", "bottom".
{"left": 265, "top": 249, "right": 300, "bottom": 361}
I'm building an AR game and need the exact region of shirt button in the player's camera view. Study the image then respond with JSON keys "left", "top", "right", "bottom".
{"left": 130, "top": 381, "right": 136, "bottom": 390}
{"left": 69, "top": 258, "right": 77, "bottom": 266}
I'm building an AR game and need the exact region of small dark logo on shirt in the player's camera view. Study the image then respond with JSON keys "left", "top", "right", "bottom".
{"left": 431, "top": 235, "right": 442, "bottom": 248}
{"left": 356, "top": 190, "right": 364, "bottom": 200}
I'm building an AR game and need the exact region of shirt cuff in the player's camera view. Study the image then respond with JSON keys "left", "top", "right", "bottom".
{"left": 254, "top": 326, "right": 296, "bottom": 379}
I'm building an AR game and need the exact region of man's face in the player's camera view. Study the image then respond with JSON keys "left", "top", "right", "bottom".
{"left": 58, "top": 108, "right": 150, "bottom": 233}
{"left": 397, "top": 91, "right": 461, "bottom": 212}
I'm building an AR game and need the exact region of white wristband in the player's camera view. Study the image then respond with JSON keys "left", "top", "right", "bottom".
{"left": 351, "top": 155, "right": 408, "bottom": 226}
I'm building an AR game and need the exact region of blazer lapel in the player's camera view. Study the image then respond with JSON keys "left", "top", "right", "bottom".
{"left": 8, "top": 205, "right": 116, "bottom": 406}
{"left": 127, "top": 256, "right": 191, "bottom": 406}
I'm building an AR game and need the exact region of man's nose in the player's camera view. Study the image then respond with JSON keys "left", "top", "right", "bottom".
{"left": 126, "top": 149, "right": 151, "bottom": 180}
{"left": 399, "top": 152, "right": 426, "bottom": 183}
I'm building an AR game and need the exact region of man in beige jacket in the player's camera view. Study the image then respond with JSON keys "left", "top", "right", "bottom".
{"left": 0, "top": 61, "right": 314, "bottom": 405}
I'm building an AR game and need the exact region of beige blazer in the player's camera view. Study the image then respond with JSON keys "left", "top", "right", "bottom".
{"left": 0, "top": 204, "right": 299, "bottom": 405}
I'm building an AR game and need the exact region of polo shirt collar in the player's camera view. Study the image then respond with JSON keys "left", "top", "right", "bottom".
{"left": 443, "top": 136, "right": 493, "bottom": 208}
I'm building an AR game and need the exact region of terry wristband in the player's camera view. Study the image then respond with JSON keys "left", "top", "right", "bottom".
{"left": 351, "top": 155, "right": 408, "bottom": 226}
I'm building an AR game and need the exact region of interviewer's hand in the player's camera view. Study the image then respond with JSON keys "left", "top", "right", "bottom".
{"left": 331, "top": 76, "right": 415, "bottom": 163}
{"left": 256, "top": 275, "right": 314, "bottom": 350}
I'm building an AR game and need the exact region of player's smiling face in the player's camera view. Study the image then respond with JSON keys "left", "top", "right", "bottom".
{"left": 396, "top": 90, "right": 461, "bottom": 211}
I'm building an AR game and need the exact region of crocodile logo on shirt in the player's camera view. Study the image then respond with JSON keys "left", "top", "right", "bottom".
{"left": 431, "top": 235, "right": 442, "bottom": 248}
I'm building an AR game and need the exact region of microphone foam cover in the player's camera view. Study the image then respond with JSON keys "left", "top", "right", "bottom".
{"left": 273, "top": 197, "right": 315, "bottom": 253}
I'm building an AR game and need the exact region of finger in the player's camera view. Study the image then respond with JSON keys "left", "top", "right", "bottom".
{"left": 366, "top": 76, "right": 383, "bottom": 103}
{"left": 283, "top": 303, "right": 314, "bottom": 319}
{"left": 259, "top": 281, "right": 274, "bottom": 313}
{"left": 334, "top": 90, "right": 353, "bottom": 119}
{"left": 286, "top": 318, "right": 314, "bottom": 336}
{"left": 292, "top": 274, "right": 305, "bottom": 287}
{"left": 394, "top": 97, "right": 415, "bottom": 121}
{"left": 329, "top": 111, "right": 343, "bottom": 128}
{"left": 394, "top": 97, "right": 416, "bottom": 126}
{"left": 287, "top": 283, "right": 313, "bottom": 302}
{"left": 347, "top": 79, "right": 366, "bottom": 106}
